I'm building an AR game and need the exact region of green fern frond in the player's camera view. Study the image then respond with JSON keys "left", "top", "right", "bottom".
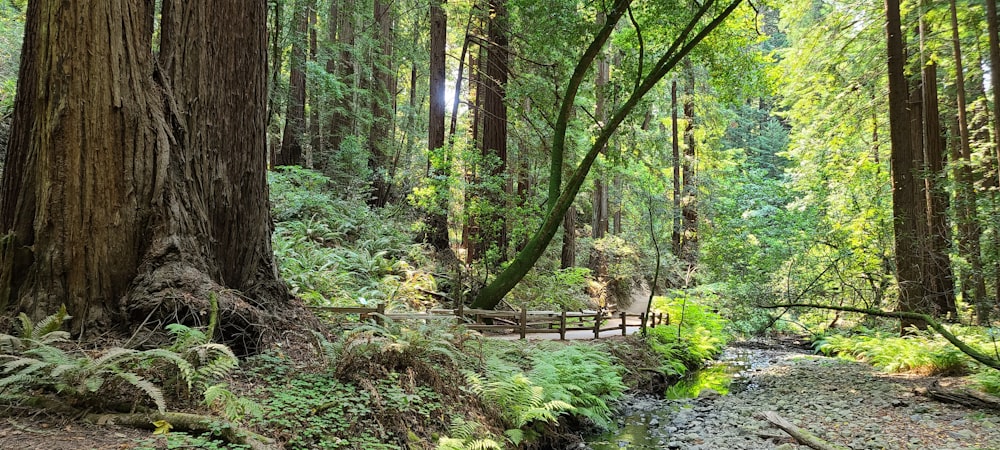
{"left": 115, "top": 371, "right": 167, "bottom": 413}
{"left": 32, "top": 305, "right": 70, "bottom": 338}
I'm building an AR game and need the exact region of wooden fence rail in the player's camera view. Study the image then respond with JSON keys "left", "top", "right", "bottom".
{"left": 310, "top": 303, "right": 668, "bottom": 340}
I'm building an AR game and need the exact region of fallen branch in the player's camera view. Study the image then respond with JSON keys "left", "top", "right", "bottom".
{"left": 760, "top": 303, "right": 1000, "bottom": 371}
{"left": 760, "top": 411, "right": 849, "bottom": 450}
{"left": 918, "top": 380, "right": 1000, "bottom": 411}
{"left": 85, "top": 412, "right": 276, "bottom": 450}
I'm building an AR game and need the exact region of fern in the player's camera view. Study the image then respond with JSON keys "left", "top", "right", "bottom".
{"left": 203, "top": 383, "right": 264, "bottom": 423}
{"left": 436, "top": 417, "right": 504, "bottom": 450}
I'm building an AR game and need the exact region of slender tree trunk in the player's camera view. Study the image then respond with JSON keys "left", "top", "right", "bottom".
{"left": 424, "top": 0, "right": 450, "bottom": 252}
{"left": 919, "top": 5, "right": 956, "bottom": 317}
{"left": 948, "top": 0, "right": 988, "bottom": 322}
{"left": 681, "top": 59, "right": 698, "bottom": 267}
{"left": 592, "top": 13, "right": 610, "bottom": 241}
{"left": 984, "top": 0, "right": 1000, "bottom": 313}
{"left": 328, "top": 0, "right": 356, "bottom": 157}
{"left": 671, "top": 80, "right": 682, "bottom": 257}
{"left": 308, "top": 3, "right": 320, "bottom": 168}
{"left": 561, "top": 206, "right": 577, "bottom": 269}
{"left": 368, "top": 0, "right": 395, "bottom": 207}
{"left": 1, "top": 0, "right": 289, "bottom": 352}
{"left": 885, "top": 0, "right": 928, "bottom": 330}
{"left": 277, "top": 0, "right": 309, "bottom": 166}
{"left": 267, "top": 0, "right": 284, "bottom": 133}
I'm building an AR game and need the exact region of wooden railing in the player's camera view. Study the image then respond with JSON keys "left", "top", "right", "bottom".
{"left": 310, "top": 303, "right": 668, "bottom": 340}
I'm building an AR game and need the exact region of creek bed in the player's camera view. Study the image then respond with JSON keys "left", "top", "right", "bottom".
{"left": 585, "top": 342, "right": 796, "bottom": 449}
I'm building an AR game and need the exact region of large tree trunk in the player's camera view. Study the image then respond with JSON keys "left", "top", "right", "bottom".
{"left": 423, "top": 0, "right": 450, "bottom": 252}
{"left": 277, "top": 0, "right": 309, "bottom": 166}
{"left": 561, "top": 206, "right": 577, "bottom": 269}
{"left": 368, "top": 0, "right": 395, "bottom": 207}
{"left": 477, "top": 0, "right": 510, "bottom": 264}
{"left": 1, "top": 0, "right": 290, "bottom": 354}
{"left": 592, "top": 16, "right": 611, "bottom": 241}
{"left": 885, "top": 0, "right": 928, "bottom": 330}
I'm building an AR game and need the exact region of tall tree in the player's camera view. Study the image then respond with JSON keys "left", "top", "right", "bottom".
{"left": 671, "top": 80, "right": 682, "bottom": 257}
{"left": 0, "top": 0, "right": 288, "bottom": 351}
{"left": 369, "top": 0, "right": 395, "bottom": 206}
{"left": 327, "top": 0, "right": 356, "bottom": 156}
{"left": 681, "top": 58, "right": 699, "bottom": 266}
{"left": 423, "top": 0, "right": 450, "bottom": 252}
{"left": 592, "top": 11, "right": 611, "bottom": 241}
{"left": 948, "top": 0, "right": 988, "bottom": 322}
{"left": 987, "top": 0, "right": 1000, "bottom": 312}
{"left": 918, "top": 1, "right": 956, "bottom": 318}
{"left": 885, "top": 0, "right": 928, "bottom": 329}
{"left": 277, "top": 0, "right": 310, "bottom": 166}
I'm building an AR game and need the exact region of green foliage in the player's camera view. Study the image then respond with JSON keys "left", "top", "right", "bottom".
{"left": 269, "top": 166, "right": 435, "bottom": 308}
{"left": 647, "top": 294, "right": 730, "bottom": 377}
{"left": 976, "top": 369, "right": 1000, "bottom": 396}
{"left": 465, "top": 370, "right": 573, "bottom": 446}
{"left": 812, "top": 327, "right": 989, "bottom": 376}
{"left": 436, "top": 417, "right": 504, "bottom": 450}
{"left": 0, "top": 307, "right": 240, "bottom": 415}
{"left": 506, "top": 266, "right": 592, "bottom": 311}
{"left": 527, "top": 344, "right": 626, "bottom": 429}
{"left": 334, "top": 318, "right": 470, "bottom": 380}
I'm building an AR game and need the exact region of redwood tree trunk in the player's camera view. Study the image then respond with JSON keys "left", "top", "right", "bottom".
{"left": 368, "top": 0, "right": 395, "bottom": 207}
{"left": 681, "top": 59, "right": 698, "bottom": 266}
{"left": 277, "top": 0, "right": 309, "bottom": 166}
{"left": 885, "top": 0, "right": 928, "bottom": 330}
{"left": 671, "top": 80, "right": 682, "bottom": 257}
{"left": 1, "top": 0, "right": 289, "bottom": 352}
{"left": 423, "top": 0, "right": 450, "bottom": 252}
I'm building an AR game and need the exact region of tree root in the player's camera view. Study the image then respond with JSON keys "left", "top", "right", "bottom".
{"left": 85, "top": 411, "right": 277, "bottom": 450}
{"left": 760, "top": 411, "right": 850, "bottom": 450}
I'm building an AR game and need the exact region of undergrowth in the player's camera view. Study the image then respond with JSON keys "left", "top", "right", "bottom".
{"left": 646, "top": 293, "right": 730, "bottom": 377}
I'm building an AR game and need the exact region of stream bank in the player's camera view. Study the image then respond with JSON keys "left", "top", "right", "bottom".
{"left": 588, "top": 339, "right": 1000, "bottom": 449}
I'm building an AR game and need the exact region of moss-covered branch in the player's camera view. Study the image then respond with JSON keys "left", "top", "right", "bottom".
{"left": 85, "top": 412, "right": 276, "bottom": 450}
{"left": 761, "top": 303, "right": 1000, "bottom": 371}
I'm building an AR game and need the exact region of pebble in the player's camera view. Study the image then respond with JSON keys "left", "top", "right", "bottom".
{"left": 587, "top": 341, "right": 1000, "bottom": 450}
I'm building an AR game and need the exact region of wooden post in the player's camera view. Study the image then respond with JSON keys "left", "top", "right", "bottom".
{"left": 593, "top": 311, "right": 601, "bottom": 339}
{"left": 560, "top": 311, "right": 567, "bottom": 340}
{"left": 620, "top": 311, "right": 627, "bottom": 336}
{"left": 376, "top": 303, "right": 386, "bottom": 325}
{"left": 519, "top": 308, "right": 528, "bottom": 339}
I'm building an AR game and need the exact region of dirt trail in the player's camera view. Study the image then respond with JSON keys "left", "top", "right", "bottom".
{"left": 592, "top": 340, "right": 1000, "bottom": 450}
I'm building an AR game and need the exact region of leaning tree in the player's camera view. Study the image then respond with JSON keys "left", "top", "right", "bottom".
{"left": 0, "top": 0, "right": 292, "bottom": 353}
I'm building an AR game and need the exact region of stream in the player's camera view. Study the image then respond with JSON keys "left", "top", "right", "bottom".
{"left": 585, "top": 339, "right": 1000, "bottom": 449}
{"left": 586, "top": 344, "right": 779, "bottom": 449}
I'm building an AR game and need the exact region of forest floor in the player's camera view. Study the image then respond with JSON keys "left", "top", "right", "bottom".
{"left": 592, "top": 338, "right": 1000, "bottom": 450}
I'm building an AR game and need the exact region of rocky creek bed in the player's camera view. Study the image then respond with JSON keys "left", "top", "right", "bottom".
{"left": 587, "top": 339, "right": 1000, "bottom": 449}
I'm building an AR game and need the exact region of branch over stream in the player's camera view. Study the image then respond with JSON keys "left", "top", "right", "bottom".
{"left": 760, "top": 303, "right": 1000, "bottom": 371}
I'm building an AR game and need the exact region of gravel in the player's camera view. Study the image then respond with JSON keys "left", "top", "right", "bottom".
{"left": 587, "top": 340, "right": 1000, "bottom": 450}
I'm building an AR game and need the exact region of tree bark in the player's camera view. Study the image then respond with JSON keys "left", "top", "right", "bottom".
{"left": 277, "top": 0, "right": 309, "bottom": 166}
{"left": 681, "top": 59, "right": 698, "bottom": 267}
{"left": 368, "top": 0, "right": 395, "bottom": 207}
{"left": 885, "top": 0, "right": 928, "bottom": 330}
{"left": 561, "top": 206, "right": 577, "bottom": 269}
{"left": 477, "top": 0, "right": 510, "bottom": 264}
{"left": 1, "top": 0, "right": 290, "bottom": 353}
{"left": 423, "top": 0, "right": 450, "bottom": 252}
{"left": 948, "top": 0, "right": 988, "bottom": 323}
{"left": 918, "top": 6, "right": 956, "bottom": 317}
{"left": 986, "top": 0, "right": 1000, "bottom": 313}
{"left": 672, "top": 80, "right": 682, "bottom": 257}
{"left": 327, "top": 0, "right": 356, "bottom": 158}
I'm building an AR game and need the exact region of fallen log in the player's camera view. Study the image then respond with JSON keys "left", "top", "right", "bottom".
{"left": 85, "top": 412, "right": 276, "bottom": 450}
{"left": 760, "top": 411, "right": 850, "bottom": 450}
{"left": 918, "top": 380, "right": 1000, "bottom": 411}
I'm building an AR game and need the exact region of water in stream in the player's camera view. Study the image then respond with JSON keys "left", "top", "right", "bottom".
{"left": 585, "top": 347, "right": 762, "bottom": 449}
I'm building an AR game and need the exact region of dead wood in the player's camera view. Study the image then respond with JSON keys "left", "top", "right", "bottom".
{"left": 760, "top": 411, "right": 850, "bottom": 450}
{"left": 918, "top": 380, "right": 1000, "bottom": 411}
{"left": 85, "top": 412, "right": 276, "bottom": 450}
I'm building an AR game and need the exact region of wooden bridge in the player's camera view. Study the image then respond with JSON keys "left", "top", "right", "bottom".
{"left": 311, "top": 303, "right": 668, "bottom": 340}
